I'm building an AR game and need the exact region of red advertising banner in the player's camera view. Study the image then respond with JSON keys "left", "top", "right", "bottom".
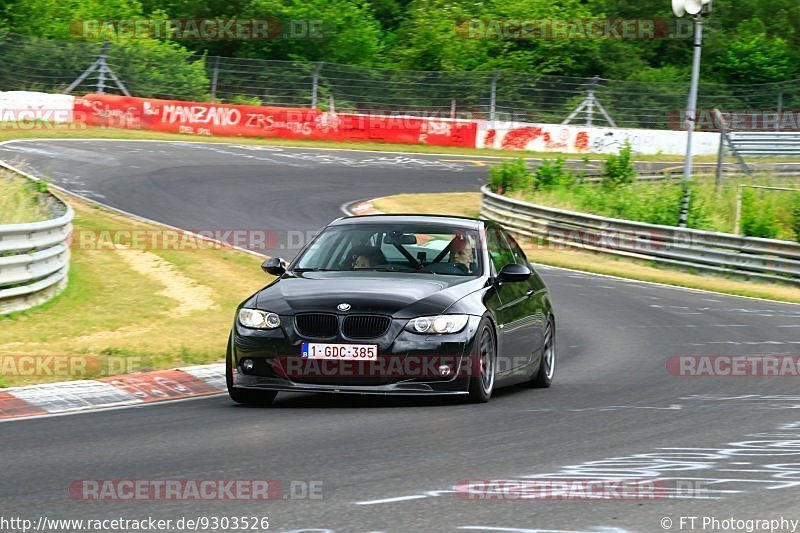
{"left": 74, "top": 94, "right": 478, "bottom": 147}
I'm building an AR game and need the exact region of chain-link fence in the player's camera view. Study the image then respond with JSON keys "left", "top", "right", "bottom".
{"left": 2, "top": 31, "right": 800, "bottom": 130}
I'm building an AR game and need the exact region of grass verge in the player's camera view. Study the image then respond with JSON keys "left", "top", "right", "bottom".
{"left": 512, "top": 175, "right": 800, "bottom": 241}
{"left": 0, "top": 191, "right": 269, "bottom": 388}
{"left": 371, "top": 192, "right": 800, "bottom": 304}
{"left": 0, "top": 169, "right": 51, "bottom": 223}
{"left": 0, "top": 123, "right": 790, "bottom": 163}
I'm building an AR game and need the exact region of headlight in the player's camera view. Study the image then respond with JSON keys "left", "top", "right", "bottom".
{"left": 238, "top": 308, "right": 281, "bottom": 329}
{"left": 406, "top": 315, "right": 469, "bottom": 334}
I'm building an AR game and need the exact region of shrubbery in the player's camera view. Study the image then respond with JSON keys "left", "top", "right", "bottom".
{"left": 488, "top": 158, "right": 532, "bottom": 194}
{"left": 488, "top": 146, "right": 799, "bottom": 241}
{"left": 488, "top": 156, "right": 577, "bottom": 195}
{"left": 534, "top": 157, "right": 576, "bottom": 190}
{"left": 600, "top": 142, "right": 636, "bottom": 187}
{"left": 793, "top": 196, "right": 800, "bottom": 242}
{"left": 740, "top": 188, "right": 781, "bottom": 239}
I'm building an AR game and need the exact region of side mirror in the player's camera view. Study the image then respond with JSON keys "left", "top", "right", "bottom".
{"left": 261, "top": 257, "right": 287, "bottom": 276}
{"left": 497, "top": 263, "right": 531, "bottom": 283}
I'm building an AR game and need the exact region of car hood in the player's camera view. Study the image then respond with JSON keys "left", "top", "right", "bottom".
{"left": 254, "top": 271, "right": 482, "bottom": 318}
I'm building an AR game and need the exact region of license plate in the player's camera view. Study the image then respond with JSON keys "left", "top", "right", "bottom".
{"left": 301, "top": 342, "right": 378, "bottom": 360}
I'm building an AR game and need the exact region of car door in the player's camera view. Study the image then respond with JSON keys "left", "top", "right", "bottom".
{"left": 503, "top": 230, "right": 547, "bottom": 361}
{"left": 486, "top": 227, "right": 533, "bottom": 375}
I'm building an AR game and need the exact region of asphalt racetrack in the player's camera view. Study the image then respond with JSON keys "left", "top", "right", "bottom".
{"left": 2, "top": 139, "right": 799, "bottom": 533}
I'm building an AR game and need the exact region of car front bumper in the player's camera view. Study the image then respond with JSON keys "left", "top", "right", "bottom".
{"left": 231, "top": 315, "right": 483, "bottom": 395}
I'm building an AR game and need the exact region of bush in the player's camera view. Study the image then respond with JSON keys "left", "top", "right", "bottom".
{"left": 108, "top": 41, "right": 211, "bottom": 101}
{"left": 792, "top": 195, "right": 800, "bottom": 243}
{"left": 740, "top": 188, "right": 780, "bottom": 238}
{"left": 226, "top": 95, "right": 264, "bottom": 106}
{"left": 488, "top": 158, "right": 533, "bottom": 194}
{"left": 685, "top": 181, "right": 713, "bottom": 229}
{"left": 620, "top": 180, "right": 685, "bottom": 226}
{"left": 534, "top": 157, "right": 575, "bottom": 190}
{"left": 601, "top": 142, "right": 637, "bottom": 187}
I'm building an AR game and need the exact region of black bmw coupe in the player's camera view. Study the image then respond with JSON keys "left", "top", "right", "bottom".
{"left": 227, "top": 214, "right": 555, "bottom": 404}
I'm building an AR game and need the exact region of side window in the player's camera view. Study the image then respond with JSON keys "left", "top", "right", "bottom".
{"left": 504, "top": 231, "right": 529, "bottom": 266}
{"left": 487, "top": 228, "right": 516, "bottom": 273}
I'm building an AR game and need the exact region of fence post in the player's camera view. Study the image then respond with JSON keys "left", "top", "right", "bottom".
{"left": 489, "top": 72, "right": 500, "bottom": 124}
{"left": 450, "top": 99, "right": 456, "bottom": 119}
{"left": 65, "top": 40, "right": 130, "bottom": 96}
{"left": 777, "top": 89, "right": 784, "bottom": 131}
{"left": 713, "top": 108, "right": 725, "bottom": 189}
{"left": 96, "top": 41, "right": 110, "bottom": 94}
{"left": 210, "top": 56, "right": 220, "bottom": 102}
{"left": 311, "top": 62, "right": 323, "bottom": 109}
{"left": 586, "top": 76, "right": 598, "bottom": 126}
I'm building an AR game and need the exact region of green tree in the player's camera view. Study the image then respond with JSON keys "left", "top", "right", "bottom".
{"left": 389, "top": 0, "right": 600, "bottom": 74}
{"left": 715, "top": 20, "right": 796, "bottom": 84}
{"left": 4, "top": 0, "right": 209, "bottom": 98}
{"left": 239, "top": 0, "right": 383, "bottom": 65}
{"left": 6, "top": 0, "right": 142, "bottom": 39}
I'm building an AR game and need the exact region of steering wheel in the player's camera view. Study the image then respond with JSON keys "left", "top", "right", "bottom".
{"left": 451, "top": 262, "right": 469, "bottom": 274}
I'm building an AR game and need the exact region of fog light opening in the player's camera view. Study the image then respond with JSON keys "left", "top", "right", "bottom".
{"left": 438, "top": 364, "right": 452, "bottom": 377}
{"left": 242, "top": 359, "right": 255, "bottom": 373}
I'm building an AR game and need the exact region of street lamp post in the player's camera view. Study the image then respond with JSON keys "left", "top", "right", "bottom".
{"left": 673, "top": 0, "right": 712, "bottom": 227}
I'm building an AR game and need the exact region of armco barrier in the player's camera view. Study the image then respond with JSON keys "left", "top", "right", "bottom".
{"left": 728, "top": 132, "right": 800, "bottom": 157}
{"left": 0, "top": 166, "right": 74, "bottom": 314}
{"left": 73, "top": 94, "right": 479, "bottom": 147}
{"left": 480, "top": 186, "right": 800, "bottom": 285}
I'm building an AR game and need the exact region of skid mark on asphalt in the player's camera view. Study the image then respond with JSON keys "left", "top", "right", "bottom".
{"left": 196, "top": 144, "right": 468, "bottom": 171}
{"left": 649, "top": 304, "right": 800, "bottom": 319}
{"left": 0, "top": 143, "right": 123, "bottom": 166}
{"left": 458, "top": 526, "right": 628, "bottom": 533}
{"left": 521, "top": 404, "right": 684, "bottom": 413}
{"left": 703, "top": 341, "right": 800, "bottom": 345}
{"left": 353, "top": 399, "right": 800, "bottom": 506}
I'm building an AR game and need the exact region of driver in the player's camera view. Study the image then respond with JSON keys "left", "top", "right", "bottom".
{"left": 448, "top": 234, "right": 473, "bottom": 272}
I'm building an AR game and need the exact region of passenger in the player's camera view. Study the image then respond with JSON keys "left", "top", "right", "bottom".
{"left": 353, "top": 254, "right": 372, "bottom": 269}
{"left": 351, "top": 247, "right": 385, "bottom": 269}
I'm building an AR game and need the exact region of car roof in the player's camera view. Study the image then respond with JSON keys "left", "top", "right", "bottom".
{"left": 331, "top": 214, "right": 487, "bottom": 230}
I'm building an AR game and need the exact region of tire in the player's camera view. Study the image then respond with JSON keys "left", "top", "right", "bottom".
{"left": 528, "top": 316, "right": 555, "bottom": 388}
{"left": 226, "top": 333, "right": 278, "bottom": 405}
{"left": 467, "top": 319, "right": 497, "bottom": 403}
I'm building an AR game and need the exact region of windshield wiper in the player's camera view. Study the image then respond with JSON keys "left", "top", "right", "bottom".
{"left": 291, "top": 267, "right": 341, "bottom": 273}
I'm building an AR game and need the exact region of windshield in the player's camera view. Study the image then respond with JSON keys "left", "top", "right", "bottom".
{"left": 293, "top": 223, "right": 482, "bottom": 276}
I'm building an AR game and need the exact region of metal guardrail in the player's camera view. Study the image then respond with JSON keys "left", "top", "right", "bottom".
{"left": 480, "top": 185, "right": 800, "bottom": 285}
{"left": 728, "top": 132, "right": 800, "bottom": 157}
{"left": 0, "top": 168, "right": 73, "bottom": 314}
